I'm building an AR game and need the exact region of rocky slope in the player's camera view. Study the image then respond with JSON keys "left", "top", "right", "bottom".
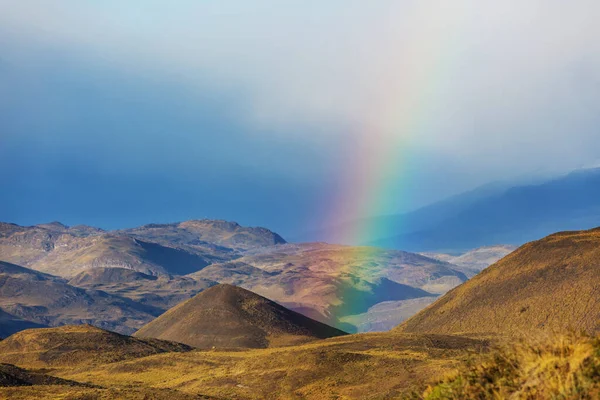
{"left": 69, "top": 267, "right": 218, "bottom": 310}
{"left": 0, "top": 261, "right": 159, "bottom": 335}
{"left": 191, "top": 243, "right": 461, "bottom": 331}
{"left": 0, "top": 219, "right": 286, "bottom": 278}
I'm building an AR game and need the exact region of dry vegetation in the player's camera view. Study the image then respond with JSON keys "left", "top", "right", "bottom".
{"left": 423, "top": 334, "right": 600, "bottom": 399}
{"left": 0, "top": 331, "right": 486, "bottom": 400}
{"left": 0, "top": 325, "right": 191, "bottom": 368}
{"left": 400, "top": 227, "right": 600, "bottom": 336}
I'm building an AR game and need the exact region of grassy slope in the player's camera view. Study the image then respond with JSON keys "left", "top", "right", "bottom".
{"left": 0, "top": 332, "right": 486, "bottom": 400}
{"left": 399, "top": 227, "right": 600, "bottom": 336}
{"left": 0, "top": 325, "right": 191, "bottom": 368}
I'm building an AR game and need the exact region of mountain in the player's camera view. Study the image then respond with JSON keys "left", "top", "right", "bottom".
{"left": 421, "top": 245, "right": 517, "bottom": 277}
{"left": 0, "top": 325, "right": 191, "bottom": 368}
{"left": 0, "top": 261, "right": 159, "bottom": 335}
{"left": 120, "top": 219, "right": 286, "bottom": 251}
{"left": 69, "top": 267, "right": 218, "bottom": 310}
{"left": 189, "top": 243, "right": 461, "bottom": 331}
{"left": 374, "top": 168, "right": 600, "bottom": 251}
{"left": 0, "top": 219, "right": 285, "bottom": 278}
{"left": 134, "top": 284, "right": 347, "bottom": 348}
{"left": 398, "top": 226, "right": 600, "bottom": 335}
{"left": 0, "top": 309, "right": 47, "bottom": 338}
{"left": 295, "top": 181, "right": 511, "bottom": 243}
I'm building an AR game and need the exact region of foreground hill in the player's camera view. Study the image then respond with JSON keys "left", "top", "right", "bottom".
{"left": 399, "top": 227, "right": 600, "bottom": 335}
{"left": 0, "top": 261, "right": 159, "bottom": 335}
{"left": 0, "top": 219, "right": 285, "bottom": 278}
{"left": 0, "top": 325, "right": 191, "bottom": 368}
{"left": 6, "top": 330, "right": 484, "bottom": 399}
{"left": 134, "top": 284, "right": 347, "bottom": 348}
{"left": 191, "top": 243, "right": 460, "bottom": 331}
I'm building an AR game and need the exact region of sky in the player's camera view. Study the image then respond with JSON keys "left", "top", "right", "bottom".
{"left": 1, "top": 1, "right": 600, "bottom": 238}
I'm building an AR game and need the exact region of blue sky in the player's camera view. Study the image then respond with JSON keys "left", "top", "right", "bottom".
{"left": 1, "top": 1, "right": 599, "bottom": 237}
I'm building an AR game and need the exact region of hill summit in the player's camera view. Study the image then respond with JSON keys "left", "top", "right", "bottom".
{"left": 0, "top": 325, "right": 191, "bottom": 368}
{"left": 134, "top": 284, "right": 347, "bottom": 348}
{"left": 398, "top": 227, "right": 600, "bottom": 336}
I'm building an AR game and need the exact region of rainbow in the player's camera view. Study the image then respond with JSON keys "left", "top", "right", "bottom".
{"left": 317, "top": 5, "right": 466, "bottom": 329}
{"left": 325, "top": 7, "right": 463, "bottom": 246}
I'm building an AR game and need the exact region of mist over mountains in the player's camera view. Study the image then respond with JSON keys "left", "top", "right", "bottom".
{"left": 305, "top": 167, "right": 600, "bottom": 252}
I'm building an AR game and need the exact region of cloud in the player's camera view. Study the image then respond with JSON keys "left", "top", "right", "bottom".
{"left": 1, "top": 1, "right": 600, "bottom": 229}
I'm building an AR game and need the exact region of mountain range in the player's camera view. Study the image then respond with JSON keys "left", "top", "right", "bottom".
{"left": 1, "top": 220, "right": 510, "bottom": 334}
{"left": 303, "top": 168, "right": 600, "bottom": 252}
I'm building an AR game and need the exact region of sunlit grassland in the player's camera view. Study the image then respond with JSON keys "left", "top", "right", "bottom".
{"left": 43, "top": 332, "right": 485, "bottom": 400}
{"left": 423, "top": 333, "right": 600, "bottom": 399}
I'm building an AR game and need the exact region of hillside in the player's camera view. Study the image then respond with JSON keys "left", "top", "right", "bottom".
{"left": 69, "top": 267, "right": 218, "bottom": 310}
{"left": 0, "top": 325, "right": 191, "bottom": 368}
{"left": 0, "top": 363, "right": 85, "bottom": 387}
{"left": 191, "top": 243, "right": 460, "bottom": 331}
{"left": 134, "top": 284, "right": 347, "bottom": 348}
{"left": 0, "top": 261, "right": 159, "bottom": 335}
{"left": 0, "top": 309, "right": 46, "bottom": 338}
{"left": 399, "top": 227, "right": 600, "bottom": 335}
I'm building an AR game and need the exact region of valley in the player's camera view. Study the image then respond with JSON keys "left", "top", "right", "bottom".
{"left": 5, "top": 220, "right": 600, "bottom": 399}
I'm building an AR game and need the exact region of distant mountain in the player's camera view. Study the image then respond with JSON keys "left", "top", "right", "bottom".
{"left": 338, "top": 297, "right": 438, "bottom": 333}
{"left": 374, "top": 168, "right": 600, "bottom": 251}
{"left": 421, "top": 245, "right": 517, "bottom": 277}
{"left": 69, "top": 267, "right": 218, "bottom": 310}
{"left": 0, "top": 325, "right": 191, "bottom": 368}
{"left": 121, "top": 219, "right": 286, "bottom": 251}
{"left": 0, "top": 261, "right": 159, "bottom": 335}
{"left": 0, "top": 219, "right": 286, "bottom": 278}
{"left": 190, "top": 243, "right": 460, "bottom": 331}
{"left": 398, "top": 226, "right": 600, "bottom": 335}
{"left": 0, "top": 309, "right": 46, "bottom": 338}
{"left": 295, "top": 181, "right": 510, "bottom": 243}
{"left": 134, "top": 284, "right": 347, "bottom": 348}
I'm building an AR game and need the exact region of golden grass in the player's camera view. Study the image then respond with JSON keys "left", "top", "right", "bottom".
{"left": 24, "top": 332, "right": 484, "bottom": 400}
{"left": 423, "top": 333, "right": 600, "bottom": 399}
{"left": 400, "top": 227, "right": 600, "bottom": 337}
